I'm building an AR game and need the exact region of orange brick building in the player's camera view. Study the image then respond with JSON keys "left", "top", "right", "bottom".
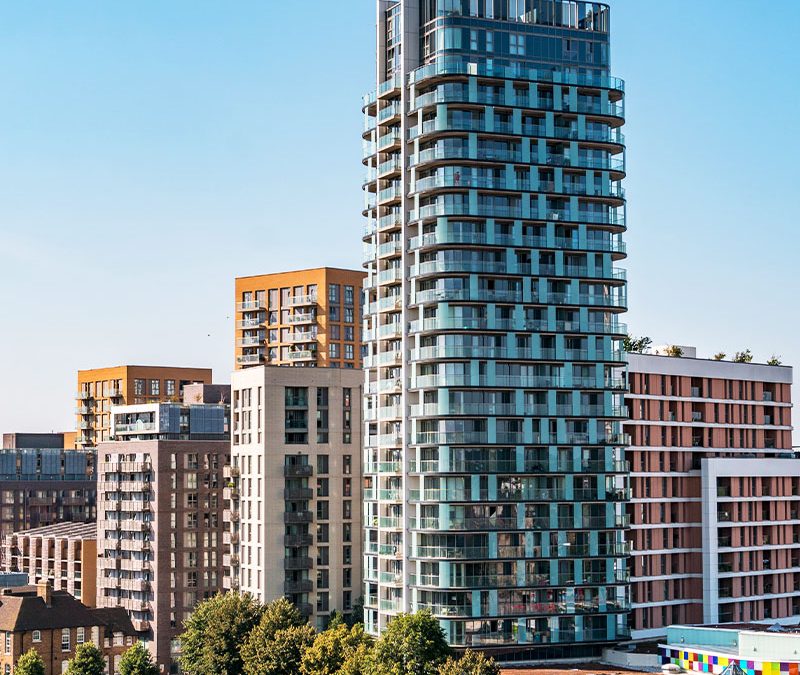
{"left": 76, "top": 366, "right": 212, "bottom": 447}
{"left": 234, "top": 267, "right": 365, "bottom": 370}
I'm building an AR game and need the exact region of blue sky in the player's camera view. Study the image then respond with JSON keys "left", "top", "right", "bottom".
{"left": 0, "top": 1, "right": 797, "bottom": 441}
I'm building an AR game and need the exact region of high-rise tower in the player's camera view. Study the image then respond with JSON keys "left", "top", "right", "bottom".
{"left": 362, "top": 0, "right": 629, "bottom": 659}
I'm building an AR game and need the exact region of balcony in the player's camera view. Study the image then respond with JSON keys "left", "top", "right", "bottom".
{"left": 284, "top": 464, "right": 312, "bottom": 478}
{"left": 223, "top": 465, "right": 240, "bottom": 479}
{"left": 287, "top": 312, "right": 315, "bottom": 325}
{"left": 287, "top": 350, "right": 316, "bottom": 362}
{"left": 284, "top": 579, "right": 313, "bottom": 593}
{"left": 287, "top": 294, "right": 317, "bottom": 308}
{"left": 237, "top": 353, "right": 265, "bottom": 366}
{"left": 284, "top": 534, "right": 313, "bottom": 547}
{"left": 107, "top": 387, "right": 123, "bottom": 398}
{"left": 77, "top": 391, "right": 93, "bottom": 401}
{"left": 237, "top": 335, "right": 264, "bottom": 347}
{"left": 283, "top": 557, "right": 313, "bottom": 570}
{"left": 284, "top": 511, "right": 313, "bottom": 524}
{"left": 283, "top": 487, "right": 313, "bottom": 500}
{"left": 237, "top": 300, "right": 266, "bottom": 311}
{"left": 76, "top": 406, "right": 93, "bottom": 415}
{"left": 287, "top": 331, "right": 316, "bottom": 343}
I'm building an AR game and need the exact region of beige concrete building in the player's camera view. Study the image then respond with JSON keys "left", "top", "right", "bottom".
{"left": 95, "top": 433, "right": 230, "bottom": 673}
{"left": 227, "top": 366, "right": 362, "bottom": 629}
{"left": 3, "top": 522, "right": 97, "bottom": 606}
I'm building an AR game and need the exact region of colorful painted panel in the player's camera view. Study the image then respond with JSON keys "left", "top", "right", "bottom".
{"left": 660, "top": 647, "right": 800, "bottom": 675}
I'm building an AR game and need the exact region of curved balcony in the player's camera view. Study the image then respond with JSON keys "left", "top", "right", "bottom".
{"left": 409, "top": 203, "right": 625, "bottom": 227}
{"left": 410, "top": 118, "right": 624, "bottom": 148}
{"left": 408, "top": 316, "right": 627, "bottom": 336}
{"left": 408, "top": 59, "right": 625, "bottom": 96}
{"left": 411, "top": 88, "right": 624, "bottom": 121}
{"left": 410, "top": 174, "right": 625, "bottom": 203}
{"left": 408, "top": 259, "right": 626, "bottom": 284}
{"left": 409, "top": 144, "right": 625, "bottom": 174}
{"left": 409, "top": 231, "right": 626, "bottom": 257}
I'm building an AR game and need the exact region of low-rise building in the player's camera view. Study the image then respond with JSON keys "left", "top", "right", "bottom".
{"left": 228, "top": 365, "right": 362, "bottom": 629}
{"left": 0, "top": 446, "right": 95, "bottom": 539}
{"left": 3, "top": 522, "right": 97, "bottom": 606}
{"left": 626, "top": 351, "right": 794, "bottom": 639}
{"left": 660, "top": 623, "right": 800, "bottom": 674}
{"left": 96, "top": 388, "right": 230, "bottom": 673}
{"left": 0, "top": 581, "right": 136, "bottom": 675}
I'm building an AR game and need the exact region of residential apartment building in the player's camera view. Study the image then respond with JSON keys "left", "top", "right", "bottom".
{"left": 361, "top": 0, "right": 629, "bottom": 659}
{"left": 0, "top": 581, "right": 136, "bottom": 675}
{"left": 227, "top": 366, "right": 362, "bottom": 630}
{"left": 234, "top": 267, "right": 366, "bottom": 369}
{"left": 0, "top": 446, "right": 95, "bottom": 539}
{"left": 3, "top": 522, "right": 97, "bottom": 606}
{"left": 626, "top": 351, "right": 794, "bottom": 639}
{"left": 76, "top": 365, "right": 212, "bottom": 447}
{"left": 95, "top": 391, "right": 230, "bottom": 673}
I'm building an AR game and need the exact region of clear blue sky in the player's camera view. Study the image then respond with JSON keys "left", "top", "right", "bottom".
{"left": 0, "top": 1, "right": 797, "bottom": 442}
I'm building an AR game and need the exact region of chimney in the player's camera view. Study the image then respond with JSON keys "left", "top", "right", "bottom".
{"left": 36, "top": 580, "right": 52, "bottom": 607}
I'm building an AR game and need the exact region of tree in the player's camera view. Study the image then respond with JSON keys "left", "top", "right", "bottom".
{"left": 713, "top": 352, "right": 726, "bottom": 361}
{"left": 179, "top": 591, "right": 264, "bottom": 675}
{"left": 733, "top": 349, "right": 753, "bottom": 363}
{"left": 15, "top": 649, "right": 46, "bottom": 675}
{"left": 300, "top": 622, "right": 373, "bottom": 675}
{"left": 241, "top": 624, "right": 315, "bottom": 675}
{"left": 664, "top": 345, "right": 683, "bottom": 357}
{"left": 340, "top": 642, "right": 374, "bottom": 675}
{"left": 622, "top": 334, "right": 652, "bottom": 354}
{"left": 66, "top": 642, "right": 106, "bottom": 675}
{"left": 767, "top": 355, "right": 782, "bottom": 366}
{"left": 370, "top": 611, "right": 452, "bottom": 675}
{"left": 438, "top": 650, "right": 501, "bottom": 675}
{"left": 118, "top": 643, "right": 159, "bottom": 675}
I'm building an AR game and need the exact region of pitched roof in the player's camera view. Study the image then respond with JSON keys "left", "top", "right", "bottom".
{"left": 0, "top": 587, "right": 133, "bottom": 634}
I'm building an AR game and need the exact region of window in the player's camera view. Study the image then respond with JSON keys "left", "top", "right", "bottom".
{"left": 344, "top": 344, "right": 354, "bottom": 360}
{"left": 344, "top": 285, "right": 354, "bottom": 306}
{"left": 343, "top": 501, "right": 352, "bottom": 519}
{"left": 4, "top": 631, "right": 9, "bottom": 654}
{"left": 510, "top": 33, "right": 525, "bottom": 55}
{"left": 62, "top": 628, "right": 70, "bottom": 651}
{"left": 328, "top": 284, "right": 340, "bottom": 304}
{"left": 317, "top": 500, "right": 329, "bottom": 520}
{"left": 149, "top": 379, "right": 160, "bottom": 396}
{"left": 343, "top": 455, "right": 352, "bottom": 475}
{"left": 343, "top": 545, "right": 352, "bottom": 564}
{"left": 329, "top": 343, "right": 339, "bottom": 359}
{"left": 32, "top": 630, "right": 41, "bottom": 643}
{"left": 330, "top": 324, "right": 340, "bottom": 340}
{"left": 317, "top": 478, "right": 329, "bottom": 497}
{"left": 317, "top": 455, "right": 329, "bottom": 474}
{"left": 470, "top": 29, "right": 478, "bottom": 50}
{"left": 329, "top": 305, "right": 339, "bottom": 322}
{"left": 344, "top": 307, "right": 354, "bottom": 323}
{"left": 134, "top": 379, "right": 145, "bottom": 396}
{"left": 77, "top": 627, "right": 85, "bottom": 645}
{"left": 486, "top": 30, "right": 493, "bottom": 52}
{"left": 165, "top": 379, "right": 176, "bottom": 397}
{"left": 344, "top": 567, "right": 352, "bottom": 588}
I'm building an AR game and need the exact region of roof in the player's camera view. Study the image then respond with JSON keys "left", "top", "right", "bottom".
{"left": 12, "top": 522, "right": 96, "bottom": 540}
{"left": 0, "top": 587, "right": 133, "bottom": 634}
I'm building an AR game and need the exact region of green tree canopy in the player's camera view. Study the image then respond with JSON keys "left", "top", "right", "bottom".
{"left": 300, "top": 622, "right": 373, "bottom": 675}
{"left": 437, "top": 649, "right": 501, "bottom": 675}
{"left": 713, "top": 352, "right": 726, "bottom": 361}
{"left": 733, "top": 349, "right": 753, "bottom": 363}
{"left": 767, "top": 355, "right": 782, "bottom": 366}
{"left": 664, "top": 345, "right": 683, "bottom": 357}
{"left": 15, "top": 648, "right": 46, "bottom": 675}
{"left": 179, "top": 591, "right": 264, "bottom": 675}
{"left": 118, "top": 643, "right": 159, "bottom": 675}
{"left": 66, "top": 642, "right": 105, "bottom": 675}
{"left": 370, "top": 611, "right": 452, "bottom": 675}
{"left": 241, "top": 624, "right": 315, "bottom": 675}
{"left": 623, "top": 334, "right": 652, "bottom": 354}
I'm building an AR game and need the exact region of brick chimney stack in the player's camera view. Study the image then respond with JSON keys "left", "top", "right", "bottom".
{"left": 36, "top": 579, "right": 52, "bottom": 607}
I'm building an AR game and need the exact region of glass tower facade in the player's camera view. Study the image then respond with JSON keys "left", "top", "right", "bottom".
{"left": 362, "top": 0, "right": 629, "bottom": 659}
